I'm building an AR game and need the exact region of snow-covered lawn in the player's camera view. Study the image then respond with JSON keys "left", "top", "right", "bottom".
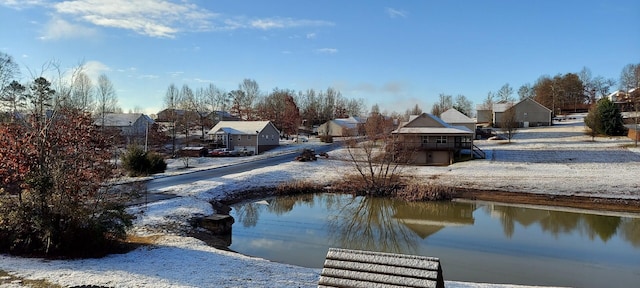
{"left": 1, "top": 116, "right": 637, "bottom": 288}
{"left": 405, "top": 116, "right": 640, "bottom": 199}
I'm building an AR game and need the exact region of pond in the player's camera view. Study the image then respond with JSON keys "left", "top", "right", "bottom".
{"left": 228, "top": 193, "right": 640, "bottom": 288}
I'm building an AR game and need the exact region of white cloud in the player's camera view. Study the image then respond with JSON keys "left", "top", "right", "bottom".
{"left": 315, "top": 48, "right": 338, "bottom": 54}
{"left": 10, "top": 0, "right": 335, "bottom": 38}
{"left": 386, "top": 7, "right": 408, "bottom": 18}
{"left": 0, "top": 0, "right": 45, "bottom": 10}
{"left": 306, "top": 33, "right": 316, "bottom": 39}
{"left": 38, "top": 16, "right": 97, "bottom": 40}
{"left": 139, "top": 74, "right": 159, "bottom": 79}
{"left": 53, "top": 0, "right": 216, "bottom": 38}
{"left": 82, "top": 60, "right": 111, "bottom": 80}
{"left": 249, "top": 17, "right": 334, "bottom": 30}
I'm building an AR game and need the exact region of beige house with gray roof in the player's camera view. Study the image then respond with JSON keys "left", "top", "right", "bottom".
{"left": 392, "top": 113, "right": 482, "bottom": 165}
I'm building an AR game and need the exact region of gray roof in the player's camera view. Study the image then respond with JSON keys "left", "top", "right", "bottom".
{"left": 440, "top": 108, "right": 474, "bottom": 124}
{"left": 330, "top": 116, "right": 366, "bottom": 129}
{"left": 94, "top": 113, "right": 153, "bottom": 127}
{"left": 393, "top": 113, "right": 473, "bottom": 135}
{"left": 207, "top": 121, "right": 277, "bottom": 135}
{"left": 394, "top": 126, "right": 472, "bottom": 135}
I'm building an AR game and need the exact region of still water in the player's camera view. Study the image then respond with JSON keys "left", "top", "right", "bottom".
{"left": 229, "top": 193, "right": 640, "bottom": 287}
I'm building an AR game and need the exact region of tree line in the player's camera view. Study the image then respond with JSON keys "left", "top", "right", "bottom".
{"left": 161, "top": 79, "right": 366, "bottom": 139}
{"left": 480, "top": 64, "right": 640, "bottom": 116}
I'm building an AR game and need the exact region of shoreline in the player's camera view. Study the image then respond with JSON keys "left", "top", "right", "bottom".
{"left": 219, "top": 184, "right": 640, "bottom": 214}
{"left": 453, "top": 188, "right": 640, "bottom": 214}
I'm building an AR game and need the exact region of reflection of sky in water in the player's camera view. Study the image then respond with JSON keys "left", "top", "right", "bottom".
{"left": 229, "top": 194, "right": 640, "bottom": 287}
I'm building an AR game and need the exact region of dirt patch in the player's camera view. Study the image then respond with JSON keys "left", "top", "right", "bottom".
{"left": 454, "top": 188, "right": 640, "bottom": 213}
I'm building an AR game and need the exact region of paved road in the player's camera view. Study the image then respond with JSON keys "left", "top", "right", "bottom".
{"left": 145, "top": 143, "right": 337, "bottom": 192}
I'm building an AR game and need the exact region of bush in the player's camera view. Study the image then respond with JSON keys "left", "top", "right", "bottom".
{"left": 147, "top": 152, "right": 167, "bottom": 174}
{"left": 320, "top": 135, "right": 333, "bottom": 143}
{"left": 0, "top": 190, "right": 134, "bottom": 257}
{"left": 121, "top": 146, "right": 167, "bottom": 176}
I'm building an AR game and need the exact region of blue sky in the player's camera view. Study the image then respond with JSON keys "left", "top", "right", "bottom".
{"left": 1, "top": 0, "right": 638, "bottom": 115}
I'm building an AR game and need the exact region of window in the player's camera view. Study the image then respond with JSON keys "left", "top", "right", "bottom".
{"left": 436, "top": 136, "right": 447, "bottom": 144}
{"left": 247, "top": 135, "right": 251, "bottom": 140}
{"left": 238, "top": 135, "right": 241, "bottom": 141}
{"left": 422, "top": 136, "right": 429, "bottom": 144}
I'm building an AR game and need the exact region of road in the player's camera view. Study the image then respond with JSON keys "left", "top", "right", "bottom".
{"left": 145, "top": 143, "right": 337, "bottom": 192}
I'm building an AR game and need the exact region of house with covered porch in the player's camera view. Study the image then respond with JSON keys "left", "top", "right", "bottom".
{"left": 207, "top": 121, "right": 280, "bottom": 154}
{"left": 392, "top": 113, "right": 482, "bottom": 165}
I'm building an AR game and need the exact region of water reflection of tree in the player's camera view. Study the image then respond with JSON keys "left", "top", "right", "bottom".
{"left": 488, "top": 204, "right": 630, "bottom": 244}
{"left": 327, "top": 196, "right": 419, "bottom": 254}
{"left": 232, "top": 201, "right": 265, "bottom": 227}
{"left": 582, "top": 214, "right": 621, "bottom": 242}
{"left": 488, "top": 206, "right": 549, "bottom": 238}
{"left": 619, "top": 218, "right": 640, "bottom": 248}
{"left": 268, "top": 194, "right": 316, "bottom": 215}
{"left": 538, "top": 211, "right": 581, "bottom": 237}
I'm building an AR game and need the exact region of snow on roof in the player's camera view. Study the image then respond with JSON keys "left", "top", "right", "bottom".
{"left": 393, "top": 113, "right": 473, "bottom": 135}
{"left": 330, "top": 116, "right": 366, "bottom": 129}
{"left": 94, "top": 113, "right": 153, "bottom": 127}
{"left": 208, "top": 121, "right": 274, "bottom": 135}
{"left": 319, "top": 248, "right": 443, "bottom": 287}
{"left": 394, "top": 126, "right": 473, "bottom": 135}
{"left": 492, "top": 103, "right": 512, "bottom": 113}
{"left": 441, "top": 108, "right": 474, "bottom": 123}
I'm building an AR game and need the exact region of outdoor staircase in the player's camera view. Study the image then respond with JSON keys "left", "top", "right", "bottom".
{"left": 472, "top": 144, "right": 486, "bottom": 159}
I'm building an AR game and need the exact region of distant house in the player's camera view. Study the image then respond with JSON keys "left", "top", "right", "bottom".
{"left": 392, "top": 113, "right": 479, "bottom": 165}
{"left": 94, "top": 113, "right": 154, "bottom": 144}
{"left": 478, "top": 99, "right": 551, "bottom": 128}
{"left": 476, "top": 104, "right": 493, "bottom": 125}
{"left": 440, "top": 108, "right": 476, "bottom": 138}
{"left": 207, "top": 110, "right": 240, "bottom": 122}
{"left": 494, "top": 98, "right": 552, "bottom": 128}
{"left": 317, "top": 116, "right": 366, "bottom": 137}
{"left": 207, "top": 121, "right": 280, "bottom": 154}
{"left": 156, "top": 109, "right": 203, "bottom": 122}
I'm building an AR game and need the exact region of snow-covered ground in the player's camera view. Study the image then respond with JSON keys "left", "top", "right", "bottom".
{"left": 1, "top": 116, "right": 638, "bottom": 288}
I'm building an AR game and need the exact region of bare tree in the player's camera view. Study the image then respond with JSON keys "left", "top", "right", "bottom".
{"left": 453, "top": 94, "right": 473, "bottom": 116}
{"left": 500, "top": 104, "right": 518, "bottom": 143}
{"left": 297, "top": 89, "right": 321, "bottom": 127}
{"left": 229, "top": 89, "right": 246, "bottom": 120}
{"left": 0, "top": 52, "right": 20, "bottom": 100}
{"left": 178, "top": 84, "right": 195, "bottom": 149}
{"left": 517, "top": 83, "right": 534, "bottom": 100}
{"left": 95, "top": 74, "right": 119, "bottom": 127}
{"left": 204, "top": 83, "right": 229, "bottom": 123}
{"left": 71, "top": 72, "right": 94, "bottom": 112}
{"left": 1, "top": 80, "right": 26, "bottom": 119}
{"left": 431, "top": 94, "right": 453, "bottom": 116}
{"left": 343, "top": 116, "right": 413, "bottom": 197}
{"left": 164, "top": 83, "right": 180, "bottom": 156}
{"left": 620, "top": 63, "right": 640, "bottom": 91}
{"left": 497, "top": 83, "right": 514, "bottom": 103}
{"left": 191, "top": 86, "right": 210, "bottom": 141}
{"left": 239, "top": 78, "right": 260, "bottom": 120}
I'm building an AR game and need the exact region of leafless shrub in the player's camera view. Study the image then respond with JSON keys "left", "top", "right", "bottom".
{"left": 396, "top": 182, "right": 455, "bottom": 201}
